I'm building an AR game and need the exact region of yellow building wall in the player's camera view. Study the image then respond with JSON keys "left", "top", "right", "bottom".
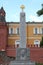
{"left": 27, "top": 24, "right": 43, "bottom": 45}
{"left": 7, "top": 23, "right": 43, "bottom": 47}
{"left": 8, "top": 39, "right": 15, "bottom": 45}
{"left": 7, "top": 23, "right": 20, "bottom": 46}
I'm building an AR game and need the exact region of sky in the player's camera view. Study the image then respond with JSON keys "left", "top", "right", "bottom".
{"left": 0, "top": 0, "right": 43, "bottom": 22}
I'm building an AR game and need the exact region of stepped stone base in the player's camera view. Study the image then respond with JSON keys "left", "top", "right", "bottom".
{"left": 9, "top": 60, "right": 35, "bottom": 65}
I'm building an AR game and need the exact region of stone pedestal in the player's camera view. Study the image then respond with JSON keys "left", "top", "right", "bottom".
{"left": 9, "top": 60, "right": 35, "bottom": 65}
{"left": 16, "top": 48, "right": 30, "bottom": 61}
{"left": 9, "top": 48, "right": 35, "bottom": 65}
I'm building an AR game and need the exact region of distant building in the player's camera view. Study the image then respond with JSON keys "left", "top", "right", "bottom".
{"left": 7, "top": 22, "right": 43, "bottom": 47}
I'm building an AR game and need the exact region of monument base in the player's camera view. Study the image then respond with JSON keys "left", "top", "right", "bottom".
{"left": 9, "top": 48, "right": 35, "bottom": 65}
{"left": 16, "top": 48, "right": 30, "bottom": 61}
{"left": 9, "top": 60, "right": 35, "bottom": 65}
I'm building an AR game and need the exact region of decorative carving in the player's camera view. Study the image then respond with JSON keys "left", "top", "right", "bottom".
{"left": 20, "top": 5, "right": 25, "bottom": 12}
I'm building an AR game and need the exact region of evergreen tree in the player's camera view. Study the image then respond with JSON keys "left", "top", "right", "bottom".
{"left": 37, "top": 4, "right": 43, "bottom": 16}
{"left": 37, "top": 4, "right": 43, "bottom": 47}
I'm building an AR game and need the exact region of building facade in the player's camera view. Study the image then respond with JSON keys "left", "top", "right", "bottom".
{"left": 7, "top": 22, "right": 43, "bottom": 47}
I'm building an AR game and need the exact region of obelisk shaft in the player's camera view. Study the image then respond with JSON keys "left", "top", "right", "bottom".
{"left": 20, "top": 12, "right": 26, "bottom": 48}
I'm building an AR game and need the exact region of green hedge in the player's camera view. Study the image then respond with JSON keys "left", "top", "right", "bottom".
{"left": 36, "top": 63, "right": 43, "bottom": 65}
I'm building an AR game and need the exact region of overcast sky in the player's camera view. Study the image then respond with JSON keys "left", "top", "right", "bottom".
{"left": 0, "top": 0, "right": 43, "bottom": 22}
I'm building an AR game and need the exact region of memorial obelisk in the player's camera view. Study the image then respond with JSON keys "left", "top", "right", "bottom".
{"left": 20, "top": 5, "right": 26, "bottom": 48}
{"left": 9, "top": 5, "right": 35, "bottom": 65}
{"left": 16, "top": 5, "right": 29, "bottom": 61}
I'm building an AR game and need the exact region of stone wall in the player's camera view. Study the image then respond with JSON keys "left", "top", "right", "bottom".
{"left": 6, "top": 47, "right": 43, "bottom": 63}
{"left": 0, "top": 22, "right": 8, "bottom": 51}
{"left": 30, "top": 47, "right": 43, "bottom": 63}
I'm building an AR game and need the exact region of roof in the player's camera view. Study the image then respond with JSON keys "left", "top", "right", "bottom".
{"left": 6, "top": 21, "right": 43, "bottom": 24}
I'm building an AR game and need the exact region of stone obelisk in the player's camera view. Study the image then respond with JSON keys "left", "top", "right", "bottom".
{"left": 20, "top": 5, "right": 26, "bottom": 48}
{"left": 16, "top": 5, "right": 29, "bottom": 60}
{"left": 16, "top": 5, "right": 30, "bottom": 61}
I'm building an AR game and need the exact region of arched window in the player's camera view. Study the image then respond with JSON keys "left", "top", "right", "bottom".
{"left": 15, "top": 40, "right": 20, "bottom": 48}
{"left": 34, "top": 40, "right": 40, "bottom": 47}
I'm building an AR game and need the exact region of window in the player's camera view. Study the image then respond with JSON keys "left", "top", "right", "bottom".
{"left": 11, "top": 28, "right": 13, "bottom": 34}
{"left": 34, "top": 40, "right": 40, "bottom": 47}
{"left": 35, "top": 28, "right": 37, "bottom": 34}
{"left": 9, "top": 28, "right": 14, "bottom": 34}
{"left": 17, "top": 28, "right": 19, "bottom": 35}
{"left": 40, "top": 28, "right": 43, "bottom": 34}
{"left": 34, "top": 28, "right": 39, "bottom": 34}
{"left": 15, "top": 40, "right": 20, "bottom": 47}
{"left": 16, "top": 28, "right": 19, "bottom": 35}
{"left": 42, "top": 28, "right": 43, "bottom": 34}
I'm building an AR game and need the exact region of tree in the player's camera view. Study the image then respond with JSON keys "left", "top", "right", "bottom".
{"left": 37, "top": 4, "right": 43, "bottom": 16}
{"left": 40, "top": 37, "right": 43, "bottom": 47}
{"left": 37, "top": 4, "right": 43, "bottom": 47}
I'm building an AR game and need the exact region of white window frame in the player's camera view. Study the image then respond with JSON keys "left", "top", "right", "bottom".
{"left": 15, "top": 40, "right": 20, "bottom": 47}
{"left": 16, "top": 28, "right": 20, "bottom": 35}
{"left": 34, "top": 40, "right": 40, "bottom": 47}
{"left": 40, "top": 27, "right": 43, "bottom": 34}
{"left": 9, "top": 27, "right": 14, "bottom": 34}
{"left": 33, "top": 27, "right": 39, "bottom": 34}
